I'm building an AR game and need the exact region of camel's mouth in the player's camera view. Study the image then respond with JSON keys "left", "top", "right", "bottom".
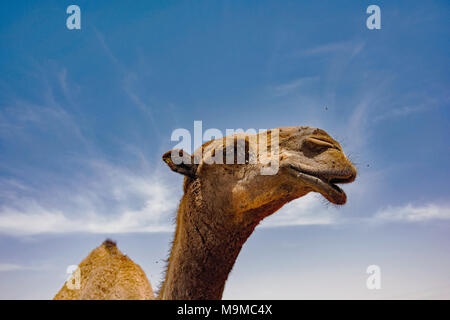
{"left": 288, "top": 165, "right": 353, "bottom": 205}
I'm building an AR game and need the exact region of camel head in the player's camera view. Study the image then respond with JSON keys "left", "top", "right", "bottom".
{"left": 163, "top": 126, "right": 356, "bottom": 223}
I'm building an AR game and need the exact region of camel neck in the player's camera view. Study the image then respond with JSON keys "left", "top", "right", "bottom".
{"left": 158, "top": 183, "right": 257, "bottom": 300}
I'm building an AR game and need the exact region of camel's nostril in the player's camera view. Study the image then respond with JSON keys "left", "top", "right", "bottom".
{"left": 346, "top": 170, "right": 357, "bottom": 183}
{"left": 347, "top": 173, "right": 356, "bottom": 183}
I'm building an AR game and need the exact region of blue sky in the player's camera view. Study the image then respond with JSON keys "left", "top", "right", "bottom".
{"left": 0, "top": 0, "right": 449, "bottom": 299}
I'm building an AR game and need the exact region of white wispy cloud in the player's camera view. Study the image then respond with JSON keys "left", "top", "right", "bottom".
{"left": 296, "top": 40, "right": 365, "bottom": 58}
{"left": 271, "top": 76, "right": 320, "bottom": 97}
{"left": 94, "top": 29, "right": 160, "bottom": 138}
{"left": 374, "top": 203, "right": 450, "bottom": 222}
{"left": 373, "top": 100, "right": 441, "bottom": 122}
{"left": 0, "top": 263, "right": 31, "bottom": 272}
{"left": 0, "top": 70, "right": 92, "bottom": 152}
{"left": 0, "top": 59, "right": 177, "bottom": 236}
{"left": 261, "top": 193, "right": 338, "bottom": 228}
{"left": 0, "top": 262, "right": 50, "bottom": 272}
{"left": 0, "top": 160, "right": 180, "bottom": 236}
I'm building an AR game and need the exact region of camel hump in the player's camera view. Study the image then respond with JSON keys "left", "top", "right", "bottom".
{"left": 54, "top": 239, "right": 154, "bottom": 300}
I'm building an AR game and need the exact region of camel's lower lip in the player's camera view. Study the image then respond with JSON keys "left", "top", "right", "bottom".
{"left": 288, "top": 165, "right": 347, "bottom": 205}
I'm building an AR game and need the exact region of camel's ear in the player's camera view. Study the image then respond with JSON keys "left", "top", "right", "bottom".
{"left": 162, "top": 149, "right": 197, "bottom": 178}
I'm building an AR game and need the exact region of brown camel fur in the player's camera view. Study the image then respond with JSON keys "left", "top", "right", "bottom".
{"left": 54, "top": 126, "right": 357, "bottom": 300}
